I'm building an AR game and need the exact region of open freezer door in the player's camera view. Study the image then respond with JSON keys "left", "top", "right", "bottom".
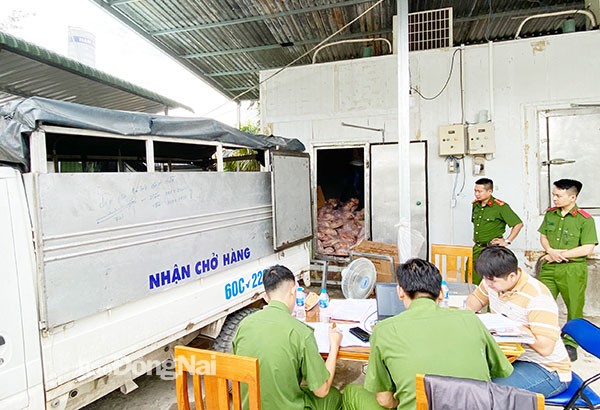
{"left": 370, "top": 142, "right": 429, "bottom": 258}
{"left": 271, "top": 151, "right": 312, "bottom": 250}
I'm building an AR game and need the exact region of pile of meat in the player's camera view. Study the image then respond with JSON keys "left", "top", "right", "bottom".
{"left": 317, "top": 198, "right": 365, "bottom": 256}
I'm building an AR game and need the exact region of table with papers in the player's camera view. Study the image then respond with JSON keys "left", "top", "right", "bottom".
{"left": 306, "top": 299, "right": 525, "bottom": 363}
{"left": 306, "top": 299, "right": 375, "bottom": 361}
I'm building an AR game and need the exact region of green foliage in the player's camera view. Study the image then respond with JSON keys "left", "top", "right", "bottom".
{"left": 239, "top": 120, "right": 260, "bottom": 135}
{"left": 223, "top": 120, "right": 262, "bottom": 172}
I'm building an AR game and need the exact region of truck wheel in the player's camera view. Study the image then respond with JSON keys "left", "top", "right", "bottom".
{"left": 214, "top": 307, "right": 259, "bottom": 353}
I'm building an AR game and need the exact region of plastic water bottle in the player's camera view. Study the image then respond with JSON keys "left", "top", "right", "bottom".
{"left": 295, "top": 287, "right": 306, "bottom": 321}
{"left": 440, "top": 280, "right": 450, "bottom": 308}
{"left": 319, "top": 288, "right": 330, "bottom": 323}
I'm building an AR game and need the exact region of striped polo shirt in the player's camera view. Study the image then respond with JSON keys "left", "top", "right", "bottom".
{"left": 472, "top": 268, "right": 572, "bottom": 382}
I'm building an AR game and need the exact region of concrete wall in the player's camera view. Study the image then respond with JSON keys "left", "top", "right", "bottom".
{"left": 260, "top": 31, "right": 600, "bottom": 315}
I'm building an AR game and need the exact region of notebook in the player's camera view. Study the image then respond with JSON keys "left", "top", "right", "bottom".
{"left": 375, "top": 282, "right": 406, "bottom": 321}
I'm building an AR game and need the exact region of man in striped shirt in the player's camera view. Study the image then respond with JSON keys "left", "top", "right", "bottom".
{"left": 466, "top": 246, "right": 571, "bottom": 397}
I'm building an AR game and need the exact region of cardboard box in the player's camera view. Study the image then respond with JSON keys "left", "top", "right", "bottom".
{"left": 352, "top": 240, "right": 399, "bottom": 283}
{"left": 316, "top": 185, "right": 325, "bottom": 209}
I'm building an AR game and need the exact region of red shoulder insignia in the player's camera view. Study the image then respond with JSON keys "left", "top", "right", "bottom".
{"left": 577, "top": 209, "right": 593, "bottom": 219}
{"left": 546, "top": 206, "right": 557, "bottom": 211}
{"left": 494, "top": 198, "right": 505, "bottom": 206}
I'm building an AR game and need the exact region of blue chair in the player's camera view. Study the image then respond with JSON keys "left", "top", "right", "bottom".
{"left": 546, "top": 319, "right": 600, "bottom": 409}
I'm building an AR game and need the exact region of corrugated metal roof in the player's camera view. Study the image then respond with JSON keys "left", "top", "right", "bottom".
{"left": 91, "top": 0, "right": 589, "bottom": 101}
{"left": 0, "top": 30, "right": 192, "bottom": 113}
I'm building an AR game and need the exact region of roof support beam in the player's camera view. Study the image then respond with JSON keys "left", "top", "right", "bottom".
{"left": 454, "top": 4, "right": 583, "bottom": 24}
{"left": 107, "top": 0, "right": 142, "bottom": 5}
{"left": 151, "top": 0, "right": 378, "bottom": 36}
{"left": 206, "top": 68, "right": 267, "bottom": 78}
{"left": 183, "top": 29, "right": 392, "bottom": 59}
{"left": 224, "top": 86, "right": 257, "bottom": 92}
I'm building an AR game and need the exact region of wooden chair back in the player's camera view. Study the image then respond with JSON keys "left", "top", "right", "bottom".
{"left": 175, "top": 346, "right": 261, "bottom": 410}
{"left": 415, "top": 373, "right": 429, "bottom": 410}
{"left": 415, "top": 374, "right": 544, "bottom": 410}
{"left": 430, "top": 244, "right": 473, "bottom": 283}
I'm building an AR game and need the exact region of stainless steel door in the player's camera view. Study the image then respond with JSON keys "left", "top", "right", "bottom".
{"left": 271, "top": 151, "right": 312, "bottom": 250}
{"left": 541, "top": 108, "right": 600, "bottom": 211}
{"left": 370, "top": 142, "right": 428, "bottom": 258}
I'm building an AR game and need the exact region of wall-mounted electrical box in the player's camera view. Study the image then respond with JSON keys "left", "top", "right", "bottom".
{"left": 439, "top": 124, "right": 466, "bottom": 156}
{"left": 467, "top": 122, "right": 496, "bottom": 154}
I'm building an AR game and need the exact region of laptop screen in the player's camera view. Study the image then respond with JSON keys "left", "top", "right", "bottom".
{"left": 447, "top": 282, "right": 477, "bottom": 295}
{"left": 375, "top": 282, "right": 406, "bottom": 321}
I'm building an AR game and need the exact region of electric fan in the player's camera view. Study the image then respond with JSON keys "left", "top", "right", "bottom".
{"left": 341, "top": 258, "right": 377, "bottom": 299}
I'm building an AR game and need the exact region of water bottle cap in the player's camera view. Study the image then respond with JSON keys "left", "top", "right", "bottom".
{"left": 320, "top": 288, "right": 326, "bottom": 294}
{"left": 441, "top": 280, "right": 447, "bottom": 285}
{"left": 297, "top": 287, "right": 303, "bottom": 291}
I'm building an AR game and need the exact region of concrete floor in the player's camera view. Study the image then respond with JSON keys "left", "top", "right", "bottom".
{"left": 82, "top": 289, "right": 600, "bottom": 410}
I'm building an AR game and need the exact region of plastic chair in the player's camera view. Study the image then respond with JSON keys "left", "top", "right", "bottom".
{"left": 430, "top": 244, "right": 473, "bottom": 283}
{"left": 175, "top": 346, "right": 261, "bottom": 410}
{"left": 415, "top": 373, "right": 544, "bottom": 410}
{"left": 546, "top": 319, "right": 600, "bottom": 409}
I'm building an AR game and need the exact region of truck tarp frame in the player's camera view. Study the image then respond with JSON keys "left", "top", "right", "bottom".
{"left": 0, "top": 97, "right": 305, "bottom": 170}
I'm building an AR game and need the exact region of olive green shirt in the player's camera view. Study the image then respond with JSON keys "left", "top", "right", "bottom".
{"left": 472, "top": 196, "right": 522, "bottom": 243}
{"left": 364, "top": 298, "right": 513, "bottom": 410}
{"left": 538, "top": 205, "right": 598, "bottom": 263}
{"left": 232, "top": 301, "right": 330, "bottom": 410}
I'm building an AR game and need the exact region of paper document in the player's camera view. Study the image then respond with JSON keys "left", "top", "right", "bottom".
{"left": 476, "top": 313, "right": 535, "bottom": 344}
{"left": 307, "top": 322, "right": 370, "bottom": 353}
{"left": 326, "top": 299, "right": 376, "bottom": 322}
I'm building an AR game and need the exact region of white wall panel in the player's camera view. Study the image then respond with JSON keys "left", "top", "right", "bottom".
{"left": 261, "top": 31, "right": 600, "bottom": 268}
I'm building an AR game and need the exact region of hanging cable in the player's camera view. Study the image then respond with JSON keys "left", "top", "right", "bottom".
{"left": 202, "top": 0, "right": 386, "bottom": 116}
{"left": 446, "top": 155, "right": 466, "bottom": 207}
{"left": 457, "top": 156, "right": 466, "bottom": 196}
{"left": 410, "top": 48, "right": 461, "bottom": 101}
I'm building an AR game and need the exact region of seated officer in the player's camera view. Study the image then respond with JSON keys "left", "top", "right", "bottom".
{"left": 343, "top": 259, "right": 512, "bottom": 410}
{"left": 233, "top": 265, "right": 343, "bottom": 410}
{"left": 466, "top": 246, "right": 571, "bottom": 397}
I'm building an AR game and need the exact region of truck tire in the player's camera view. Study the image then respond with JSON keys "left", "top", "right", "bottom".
{"left": 214, "top": 307, "right": 259, "bottom": 353}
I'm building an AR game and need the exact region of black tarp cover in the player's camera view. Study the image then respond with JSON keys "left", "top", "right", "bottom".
{"left": 0, "top": 97, "right": 305, "bottom": 169}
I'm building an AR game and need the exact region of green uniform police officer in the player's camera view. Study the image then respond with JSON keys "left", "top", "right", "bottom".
{"left": 472, "top": 178, "right": 523, "bottom": 284}
{"left": 342, "top": 259, "right": 512, "bottom": 410}
{"left": 233, "top": 265, "right": 343, "bottom": 410}
{"left": 538, "top": 179, "right": 598, "bottom": 361}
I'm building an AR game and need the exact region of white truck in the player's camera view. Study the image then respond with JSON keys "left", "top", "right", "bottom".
{"left": 0, "top": 98, "right": 312, "bottom": 409}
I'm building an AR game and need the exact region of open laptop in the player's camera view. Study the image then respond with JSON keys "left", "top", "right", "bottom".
{"left": 446, "top": 282, "right": 477, "bottom": 308}
{"left": 447, "top": 281, "right": 477, "bottom": 296}
{"left": 375, "top": 282, "right": 476, "bottom": 320}
{"left": 375, "top": 282, "right": 406, "bottom": 321}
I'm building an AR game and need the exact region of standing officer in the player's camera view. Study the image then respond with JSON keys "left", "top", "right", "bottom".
{"left": 538, "top": 179, "right": 597, "bottom": 361}
{"left": 472, "top": 178, "right": 523, "bottom": 284}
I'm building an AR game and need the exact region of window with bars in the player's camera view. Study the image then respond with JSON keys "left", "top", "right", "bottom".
{"left": 409, "top": 7, "right": 453, "bottom": 51}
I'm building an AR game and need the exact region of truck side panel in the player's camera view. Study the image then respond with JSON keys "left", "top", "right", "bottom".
{"left": 25, "top": 172, "right": 275, "bottom": 328}
{"left": 42, "top": 242, "right": 309, "bottom": 406}
{"left": 21, "top": 169, "right": 310, "bottom": 407}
